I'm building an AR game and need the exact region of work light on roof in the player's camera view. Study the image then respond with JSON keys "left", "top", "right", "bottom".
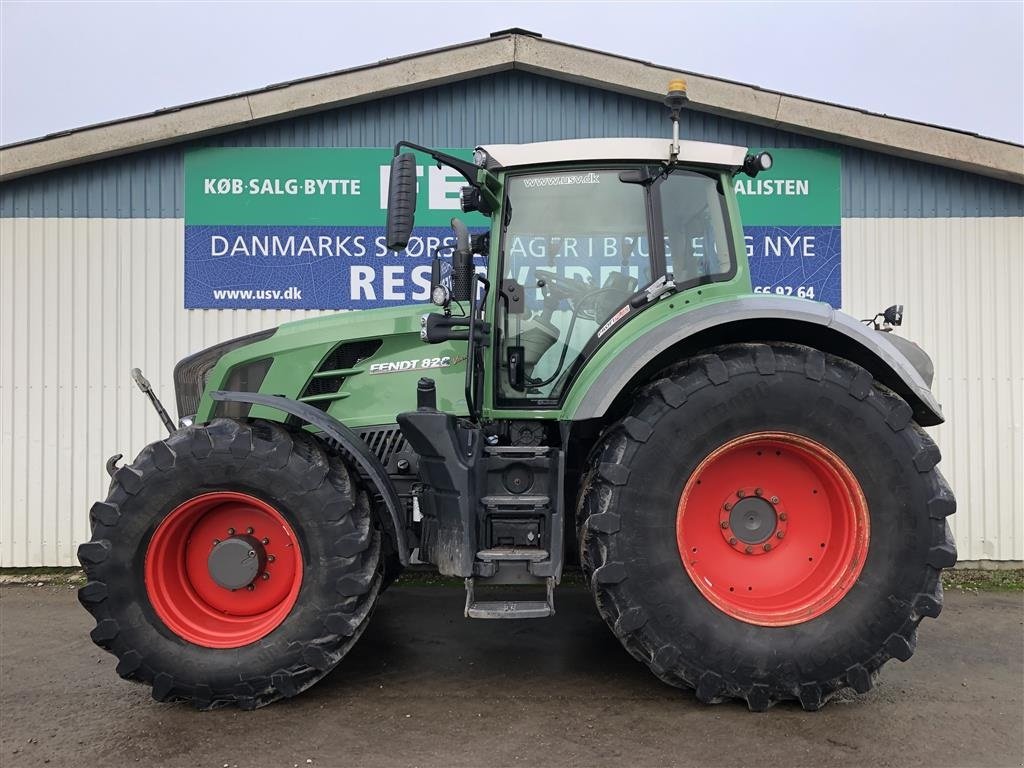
{"left": 742, "top": 151, "right": 774, "bottom": 177}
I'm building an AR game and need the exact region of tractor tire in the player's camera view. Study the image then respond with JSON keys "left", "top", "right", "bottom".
{"left": 578, "top": 342, "right": 956, "bottom": 711}
{"left": 78, "top": 418, "right": 382, "bottom": 710}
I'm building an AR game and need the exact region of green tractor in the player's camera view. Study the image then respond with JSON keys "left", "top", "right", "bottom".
{"left": 78, "top": 81, "right": 956, "bottom": 711}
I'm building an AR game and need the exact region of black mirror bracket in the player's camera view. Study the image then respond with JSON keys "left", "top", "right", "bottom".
{"left": 392, "top": 141, "right": 480, "bottom": 187}
{"left": 420, "top": 313, "right": 491, "bottom": 345}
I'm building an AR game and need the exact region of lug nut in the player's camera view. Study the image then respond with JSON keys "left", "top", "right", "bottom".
{"left": 723, "top": 502, "right": 733, "bottom": 511}
{"left": 262, "top": 537, "right": 270, "bottom": 545}
{"left": 213, "top": 539, "right": 220, "bottom": 546}
{"left": 763, "top": 543, "right": 772, "bottom": 552}
{"left": 729, "top": 537, "right": 738, "bottom": 546}
{"left": 779, "top": 512, "right": 788, "bottom": 521}
{"left": 227, "top": 528, "right": 235, "bottom": 535}
{"left": 720, "top": 521, "right": 729, "bottom": 529}
{"left": 246, "top": 585, "right": 255, "bottom": 592}
{"left": 268, "top": 554, "right": 276, "bottom": 563}
{"left": 776, "top": 531, "right": 785, "bottom": 539}
{"left": 744, "top": 545, "right": 753, "bottom": 554}
{"left": 755, "top": 488, "right": 763, "bottom": 496}
{"left": 736, "top": 489, "right": 746, "bottom": 498}
{"left": 246, "top": 527, "right": 254, "bottom": 535}
{"left": 261, "top": 573, "right": 270, "bottom": 580}
{"left": 770, "top": 496, "right": 779, "bottom": 504}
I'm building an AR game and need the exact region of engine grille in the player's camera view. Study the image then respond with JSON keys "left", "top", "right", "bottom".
{"left": 357, "top": 426, "right": 411, "bottom": 468}
{"left": 298, "top": 339, "right": 382, "bottom": 411}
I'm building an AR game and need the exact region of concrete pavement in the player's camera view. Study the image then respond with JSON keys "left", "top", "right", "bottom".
{"left": 1, "top": 583, "right": 1021, "bottom": 768}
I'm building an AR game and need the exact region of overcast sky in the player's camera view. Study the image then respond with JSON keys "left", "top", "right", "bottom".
{"left": 1, "top": 1, "right": 1022, "bottom": 146}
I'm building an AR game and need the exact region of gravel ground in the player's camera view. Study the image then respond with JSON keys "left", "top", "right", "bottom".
{"left": 1, "top": 583, "right": 1021, "bottom": 768}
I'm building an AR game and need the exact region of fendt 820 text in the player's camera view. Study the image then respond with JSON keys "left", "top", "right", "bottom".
{"left": 79, "top": 80, "right": 956, "bottom": 712}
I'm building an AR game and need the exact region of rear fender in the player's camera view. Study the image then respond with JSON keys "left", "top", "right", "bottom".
{"left": 568, "top": 296, "right": 944, "bottom": 427}
{"left": 209, "top": 391, "right": 409, "bottom": 565}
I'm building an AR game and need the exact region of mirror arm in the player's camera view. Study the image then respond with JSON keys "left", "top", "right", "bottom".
{"left": 393, "top": 141, "right": 480, "bottom": 187}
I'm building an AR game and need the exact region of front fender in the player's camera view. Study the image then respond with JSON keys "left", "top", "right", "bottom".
{"left": 209, "top": 391, "right": 409, "bottom": 565}
{"left": 564, "top": 296, "right": 944, "bottom": 426}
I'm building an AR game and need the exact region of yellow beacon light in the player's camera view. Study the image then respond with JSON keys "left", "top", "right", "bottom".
{"left": 665, "top": 78, "right": 689, "bottom": 112}
{"left": 668, "top": 78, "right": 688, "bottom": 94}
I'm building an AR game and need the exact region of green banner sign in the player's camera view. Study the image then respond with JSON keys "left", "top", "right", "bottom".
{"left": 735, "top": 148, "right": 841, "bottom": 226}
{"left": 184, "top": 147, "right": 485, "bottom": 227}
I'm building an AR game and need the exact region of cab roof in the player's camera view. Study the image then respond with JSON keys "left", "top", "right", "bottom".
{"left": 476, "top": 137, "right": 749, "bottom": 171}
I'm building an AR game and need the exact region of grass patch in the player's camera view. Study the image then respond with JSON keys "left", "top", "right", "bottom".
{"left": 1, "top": 567, "right": 81, "bottom": 577}
{"left": 3, "top": 567, "right": 1020, "bottom": 592}
{"left": 943, "top": 569, "right": 1023, "bottom": 593}
{"left": 0, "top": 567, "right": 85, "bottom": 587}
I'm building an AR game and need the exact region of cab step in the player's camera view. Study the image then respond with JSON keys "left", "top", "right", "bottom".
{"left": 464, "top": 576, "right": 555, "bottom": 619}
{"left": 476, "top": 547, "right": 549, "bottom": 562}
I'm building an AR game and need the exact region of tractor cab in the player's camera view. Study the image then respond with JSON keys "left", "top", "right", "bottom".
{"left": 480, "top": 139, "right": 743, "bottom": 403}
{"left": 386, "top": 132, "right": 771, "bottom": 418}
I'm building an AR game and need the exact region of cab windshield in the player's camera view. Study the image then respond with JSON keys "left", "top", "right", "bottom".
{"left": 496, "top": 166, "right": 733, "bottom": 404}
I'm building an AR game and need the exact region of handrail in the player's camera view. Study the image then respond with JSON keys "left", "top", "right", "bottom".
{"left": 465, "top": 274, "right": 491, "bottom": 423}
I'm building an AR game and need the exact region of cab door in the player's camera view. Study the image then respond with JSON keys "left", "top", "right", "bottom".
{"left": 491, "top": 167, "right": 655, "bottom": 408}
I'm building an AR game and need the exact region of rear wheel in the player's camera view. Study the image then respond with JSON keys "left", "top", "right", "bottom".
{"left": 578, "top": 343, "right": 956, "bottom": 710}
{"left": 78, "top": 418, "right": 382, "bottom": 709}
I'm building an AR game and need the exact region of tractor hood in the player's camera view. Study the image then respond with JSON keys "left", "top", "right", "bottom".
{"left": 187, "top": 303, "right": 470, "bottom": 429}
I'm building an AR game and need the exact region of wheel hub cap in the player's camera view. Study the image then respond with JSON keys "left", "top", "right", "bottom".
{"left": 207, "top": 535, "right": 266, "bottom": 590}
{"left": 729, "top": 497, "right": 777, "bottom": 545}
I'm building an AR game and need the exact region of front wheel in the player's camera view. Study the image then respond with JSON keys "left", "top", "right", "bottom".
{"left": 78, "top": 418, "right": 382, "bottom": 709}
{"left": 578, "top": 343, "right": 956, "bottom": 711}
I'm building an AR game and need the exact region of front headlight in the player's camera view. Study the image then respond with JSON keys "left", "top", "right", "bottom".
{"left": 173, "top": 328, "right": 276, "bottom": 418}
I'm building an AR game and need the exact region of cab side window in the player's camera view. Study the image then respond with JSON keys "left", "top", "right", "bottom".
{"left": 660, "top": 171, "right": 733, "bottom": 285}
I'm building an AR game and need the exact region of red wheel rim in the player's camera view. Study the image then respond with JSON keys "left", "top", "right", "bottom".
{"left": 676, "top": 432, "right": 869, "bottom": 627}
{"left": 144, "top": 491, "right": 302, "bottom": 648}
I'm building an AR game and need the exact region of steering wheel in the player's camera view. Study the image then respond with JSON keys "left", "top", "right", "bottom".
{"left": 535, "top": 267, "right": 595, "bottom": 302}
{"left": 534, "top": 268, "right": 599, "bottom": 321}
{"left": 534, "top": 268, "right": 595, "bottom": 299}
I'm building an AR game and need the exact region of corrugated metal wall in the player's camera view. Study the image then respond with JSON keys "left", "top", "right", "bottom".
{"left": 3, "top": 215, "right": 1021, "bottom": 565}
{"left": 842, "top": 217, "right": 1023, "bottom": 562}
{"left": 1, "top": 69, "right": 1022, "bottom": 566}
{"left": 0, "top": 218, "right": 316, "bottom": 566}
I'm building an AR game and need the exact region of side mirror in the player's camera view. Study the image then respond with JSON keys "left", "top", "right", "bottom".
{"left": 386, "top": 153, "right": 418, "bottom": 250}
